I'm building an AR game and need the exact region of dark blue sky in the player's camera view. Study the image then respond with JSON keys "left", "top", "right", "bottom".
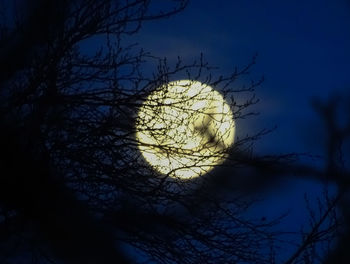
{"left": 2, "top": 0, "right": 349, "bottom": 262}
{"left": 1, "top": 0, "right": 348, "bottom": 262}
{"left": 132, "top": 0, "right": 350, "bottom": 260}
{"left": 135, "top": 0, "right": 350, "bottom": 153}
{"left": 62, "top": 0, "right": 350, "bottom": 261}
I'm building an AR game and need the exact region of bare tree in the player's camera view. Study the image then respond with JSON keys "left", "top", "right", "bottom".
{"left": 0, "top": 1, "right": 279, "bottom": 263}
{"left": 0, "top": 0, "right": 347, "bottom": 264}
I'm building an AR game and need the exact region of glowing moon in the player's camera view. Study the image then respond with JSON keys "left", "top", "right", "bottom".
{"left": 136, "top": 80, "right": 235, "bottom": 179}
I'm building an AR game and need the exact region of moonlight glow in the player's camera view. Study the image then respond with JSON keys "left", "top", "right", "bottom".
{"left": 136, "top": 80, "right": 235, "bottom": 179}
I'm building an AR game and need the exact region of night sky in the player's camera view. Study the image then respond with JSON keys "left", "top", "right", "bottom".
{"left": 131, "top": 0, "right": 350, "bottom": 260}
{"left": 1, "top": 0, "right": 350, "bottom": 262}
{"left": 135, "top": 0, "right": 350, "bottom": 152}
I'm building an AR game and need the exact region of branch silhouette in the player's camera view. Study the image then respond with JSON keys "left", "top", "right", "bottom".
{"left": 0, "top": 1, "right": 348, "bottom": 263}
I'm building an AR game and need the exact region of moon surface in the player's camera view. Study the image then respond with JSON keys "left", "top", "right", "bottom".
{"left": 136, "top": 80, "right": 235, "bottom": 179}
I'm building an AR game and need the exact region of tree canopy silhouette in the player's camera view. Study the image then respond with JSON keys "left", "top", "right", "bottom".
{"left": 0, "top": 0, "right": 348, "bottom": 263}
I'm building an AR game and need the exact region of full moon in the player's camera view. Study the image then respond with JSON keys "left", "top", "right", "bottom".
{"left": 136, "top": 80, "right": 235, "bottom": 180}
